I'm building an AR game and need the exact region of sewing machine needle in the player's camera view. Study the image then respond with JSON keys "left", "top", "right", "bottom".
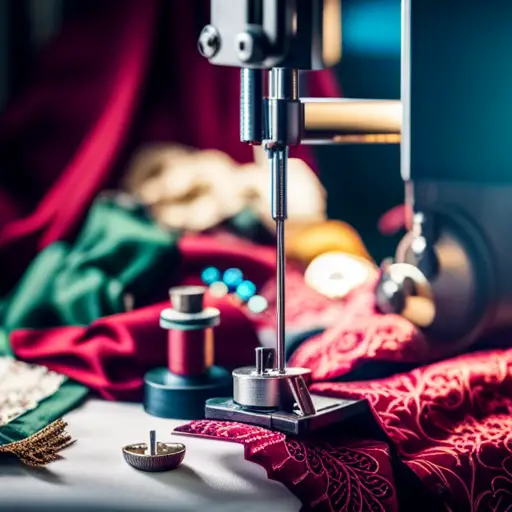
{"left": 269, "top": 146, "right": 288, "bottom": 373}
{"left": 276, "top": 216, "right": 286, "bottom": 372}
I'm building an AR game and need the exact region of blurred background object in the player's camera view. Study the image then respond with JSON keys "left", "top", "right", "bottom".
{"left": 123, "top": 144, "right": 327, "bottom": 235}
{"left": 0, "top": 0, "right": 402, "bottom": 263}
{"left": 325, "top": 0, "right": 402, "bottom": 261}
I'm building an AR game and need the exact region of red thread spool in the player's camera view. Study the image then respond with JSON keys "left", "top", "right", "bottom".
{"left": 168, "top": 328, "right": 215, "bottom": 376}
{"left": 144, "top": 286, "right": 227, "bottom": 420}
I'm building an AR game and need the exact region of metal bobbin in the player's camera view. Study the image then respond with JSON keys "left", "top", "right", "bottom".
{"left": 143, "top": 286, "right": 232, "bottom": 420}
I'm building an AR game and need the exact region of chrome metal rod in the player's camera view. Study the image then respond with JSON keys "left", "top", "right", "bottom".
{"left": 240, "top": 68, "right": 263, "bottom": 144}
{"left": 302, "top": 98, "right": 401, "bottom": 144}
{"left": 266, "top": 68, "right": 299, "bottom": 373}
{"left": 269, "top": 68, "right": 299, "bottom": 100}
{"left": 276, "top": 216, "right": 286, "bottom": 373}
{"left": 149, "top": 430, "right": 156, "bottom": 456}
{"left": 268, "top": 146, "right": 288, "bottom": 373}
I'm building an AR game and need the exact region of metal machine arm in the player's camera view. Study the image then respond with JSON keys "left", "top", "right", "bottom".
{"left": 198, "top": 0, "right": 372, "bottom": 433}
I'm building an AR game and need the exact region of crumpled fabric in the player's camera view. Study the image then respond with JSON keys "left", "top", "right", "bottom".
{"left": 8, "top": 233, "right": 278, "bottom": 400}
{"left": 11, "top": 233, "right": 512, "bottom": 509}
{"left": 0, "top": 194, "right": 180, "bottom": 344}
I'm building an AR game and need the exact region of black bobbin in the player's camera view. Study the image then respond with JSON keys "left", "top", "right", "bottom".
{"left": 143, "top": 286, "right": 232, "bottom": 420}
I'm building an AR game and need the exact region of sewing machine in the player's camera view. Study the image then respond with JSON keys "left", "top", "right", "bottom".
{"left": 375, "top": 1, "right": 512, "bottom": 356}
{"left": 198, "top": 0, "right": 511, "bottom": 430}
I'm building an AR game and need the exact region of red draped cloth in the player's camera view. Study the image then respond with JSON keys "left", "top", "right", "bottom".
{"left": 0, "top": 0, "right": 338, "bottom": 294}
{"left": 3, "top": 1, "right": 512, "bottom": 511}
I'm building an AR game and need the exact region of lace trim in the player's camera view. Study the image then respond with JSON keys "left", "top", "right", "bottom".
{"left": 0, "top": 357, "right": 65, "bottom": 427}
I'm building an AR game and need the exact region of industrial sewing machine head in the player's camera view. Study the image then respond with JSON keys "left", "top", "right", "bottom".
{"left": 197, "top": 0, "right": 371, "bottom": 434}
{"left": 197, "top": 1, "right": 510, "bottom": 432}
{"left": 375, "top": 1, "right": 512, "bottom": 355}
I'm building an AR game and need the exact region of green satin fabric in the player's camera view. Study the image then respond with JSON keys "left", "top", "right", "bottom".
{"left": 0, "top": 194, "right": 180, "bottom": 354}
{"left": 0, "top": 381, "right": 89, "bottom": 446}
{"left": 0, "top": 194, "right": 180, "bottom": 447}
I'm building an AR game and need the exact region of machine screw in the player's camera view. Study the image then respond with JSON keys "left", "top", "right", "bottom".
{"left": 198, "top": 25, "right": 221, "bottom": 59}
{"left": 236, "top": 30, "right": 265, "bottom": 64}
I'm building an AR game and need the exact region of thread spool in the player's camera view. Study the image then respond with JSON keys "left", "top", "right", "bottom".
{"left": 167, "top": 329, "right": 214, "bottom": 376}
{"left": 143, "top": 286, "right": 232, "bottom": 420}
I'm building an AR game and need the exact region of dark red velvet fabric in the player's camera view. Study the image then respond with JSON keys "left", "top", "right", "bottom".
{"left": 0, "top": 0, "right": 339, "bottom": 294}
{"left": 10, "top": 292, "right": 259, "bottom": 402}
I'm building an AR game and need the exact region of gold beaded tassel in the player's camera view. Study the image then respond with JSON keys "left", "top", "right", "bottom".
{"left": 0, "top": 419, "right": 73, "bottom": 467}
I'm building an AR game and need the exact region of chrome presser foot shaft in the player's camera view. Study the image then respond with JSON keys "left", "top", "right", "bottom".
{"left": 269, "top": 146, "right": 288, "bottom": 374}
{"left": 276, "top": 216, "right": 285, "bottom": 372}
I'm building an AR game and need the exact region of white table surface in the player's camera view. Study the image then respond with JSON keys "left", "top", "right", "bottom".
{"left": 0, "top": 399, "right": 301, "bottom": 511}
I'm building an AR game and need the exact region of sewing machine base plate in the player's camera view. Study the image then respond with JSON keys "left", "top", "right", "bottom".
{"left": 205, "top": 396, "right": 368, "bottom": 435}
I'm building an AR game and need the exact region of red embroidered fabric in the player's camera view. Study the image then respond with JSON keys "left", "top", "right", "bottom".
{"left": 176, "top": 280, "right": 512, "bottom": 511}
{"left": 175, "top": 421, "right": 398, "bottom": 511}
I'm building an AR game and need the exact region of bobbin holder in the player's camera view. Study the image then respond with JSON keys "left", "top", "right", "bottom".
{"left": 143, "top": 286, "right": 232, "bottom": 420}
{"left": 199, "top": 0, "right": 369, "bottom": 434}
{"left": 205, "top": 347, "right": 368, "bottom": 436}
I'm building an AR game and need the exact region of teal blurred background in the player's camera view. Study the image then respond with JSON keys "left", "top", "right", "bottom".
{"left": 317, "top": 0, "right": 402, "bottom": 262}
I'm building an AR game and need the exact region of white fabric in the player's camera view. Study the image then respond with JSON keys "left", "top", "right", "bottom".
{"left": 0, "top": 399, "right": 301, "bottom": 511}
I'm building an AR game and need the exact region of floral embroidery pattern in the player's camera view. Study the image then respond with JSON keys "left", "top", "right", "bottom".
{"left": 312, "top": 350, "right": 512, "bottom": 510}
{"left": 177, "top": 278, "right": 512, "bottom": 511}
{"left": 175, "top": 421, "right": 397, "bottom": 512}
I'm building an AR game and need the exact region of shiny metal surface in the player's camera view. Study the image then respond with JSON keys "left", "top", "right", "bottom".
{"left": 255, "top": 347, "right": 275, "bottom": 374}
{"left": 233, "top": 367, "right": 311, "bottom": 409}
{"left": 270, "top": 147, "right": 288, "bottom": 220}
{"left": 286, "top": 375, "right": 316, "bottom": 416}
{"left": 122, "top": 435, "right": 186, "bottom": 472}
{"left": 269, "top": 68, "right": 299, "bottom": 100}
{"left": 276, "top": 216, "right": 286, "bottom": 372}
{"left": 149, "top": 430, "right": 156, "bottom": 455}
{"left": 206, "top": 395, "right": 367, "bottom": 435}
{"left": 240, "top": 68, "right": 263, "bottom": 144}
{"left": 265, "top": 68, "right": 302, "bottom": 147}
{"left": 265, "top": 68, "right": 299, "bottom": 374}
{"left": 269, "top": 149, "right": 287, "bottom": 373}
{"left": 302, "top": 99, "right": 401, "bottom": 143}
{"left": 376, "top": 262, "right": 435, "bottom": 328}
{"left": 169, "top": 286, "right": 206, "bottom": 314}
{"left": 377, "top": 182, "right": 497, "bottom": 351}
